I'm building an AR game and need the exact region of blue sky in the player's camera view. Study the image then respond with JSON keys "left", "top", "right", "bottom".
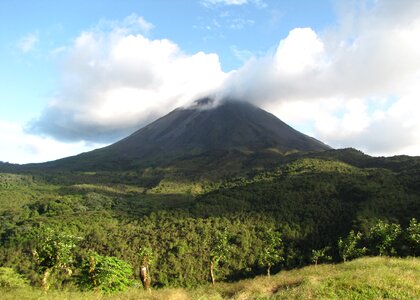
{"left": 1, "top": 0, "right": 420, "bottom": 163}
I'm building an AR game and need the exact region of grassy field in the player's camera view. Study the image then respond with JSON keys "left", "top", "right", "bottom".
{"left": 2, "top": 257, "right": 419, "bottom": 300}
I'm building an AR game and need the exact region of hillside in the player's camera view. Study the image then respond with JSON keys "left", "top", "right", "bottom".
{"left": 3, "top": 257, "right": 419, "bottom": 299}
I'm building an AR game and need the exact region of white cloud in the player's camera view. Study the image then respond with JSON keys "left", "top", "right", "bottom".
{"left": 315, "top": 82, "right": 420, "bottom": 156}
{"left": 218, "top": 0, "right": 420, "bottom": 156}
{"left": 0, "top": 121, "right": 105, "bottom": 164}
{"left": 18, "top": 32, "right": 39, "bottom": 53}
{"left": 30, "top": 17, "right": 227, "bottom": 142}
{"left": 231, "top": 46, "right": 254, "bottom": 62}
{"left": 274, "top": 28, "right": 324, "bottom": 74}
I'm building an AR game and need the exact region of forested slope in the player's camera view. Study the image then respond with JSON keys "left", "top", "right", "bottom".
{"left": 0, "top": 149, "right": 419, "bottom": 291}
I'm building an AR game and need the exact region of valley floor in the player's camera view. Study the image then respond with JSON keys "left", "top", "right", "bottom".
{"left": 2, "top": 257, "right": 419, "bottom": 300}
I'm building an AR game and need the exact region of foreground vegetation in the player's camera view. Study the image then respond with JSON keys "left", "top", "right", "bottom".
{"left": 2, "top": 257, "right": 419, "bottom": 299}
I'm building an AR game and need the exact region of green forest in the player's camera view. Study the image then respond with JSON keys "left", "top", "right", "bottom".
{"left": 0, "top": 148, "right": 419, "bottom": 297}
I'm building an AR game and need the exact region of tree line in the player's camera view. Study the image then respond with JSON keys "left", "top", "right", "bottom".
{"left": 1, "top": 217, "right": 418, "bottom": 293}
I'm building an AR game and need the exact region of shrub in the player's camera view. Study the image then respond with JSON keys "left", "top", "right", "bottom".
{"left": 0, "top": 267, "right": 28, "bottom": 288}
{"left": 311, "top": 247, "right": 332, "bottom": 265}
{"left": 78, "top": 252, "right": 135, "bottom": 293}
{"left": 338, "top": 230, "right": 367, "bottom": 262}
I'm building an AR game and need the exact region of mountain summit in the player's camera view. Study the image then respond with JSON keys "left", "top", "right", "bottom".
{"left": 110, "top": 98, "right": 329, "bottom": 154}
{"left": 36, "top": 99, "right": 331, "bottom": 171}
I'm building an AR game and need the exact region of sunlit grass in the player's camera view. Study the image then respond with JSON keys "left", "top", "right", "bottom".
{"left": 70, "top": 183, "right": 145, "bottom": 195}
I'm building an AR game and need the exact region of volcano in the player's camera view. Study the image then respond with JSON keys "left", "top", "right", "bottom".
{"left": 29, "top": 99, "right": 331, "bottom": 171}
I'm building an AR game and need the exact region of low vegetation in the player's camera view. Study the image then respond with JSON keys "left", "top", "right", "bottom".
{"left": 1, "top": 257, "right": 419, "bottom": 299}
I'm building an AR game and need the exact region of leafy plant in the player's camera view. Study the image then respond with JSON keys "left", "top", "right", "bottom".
{"left": 78, "top": 252, "right": 135, "bottom": 293}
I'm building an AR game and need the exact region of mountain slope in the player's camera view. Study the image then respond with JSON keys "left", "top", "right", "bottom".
{"left": 110, "top": 99, "right": 329, "bottom": 155}
{"left": 30, "top": 99, "right": 330, "bottom": 171}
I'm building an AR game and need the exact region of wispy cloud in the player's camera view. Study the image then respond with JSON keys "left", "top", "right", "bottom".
{"left": 18, "top": 32, "right": 39, "bottom": 53}
{"left": 201, "top": 0, "right": 266, "bottom": 8}
{"left": 96, "top": 13, "right": 154, "bottom": 35}
{"left": 202, "top": 0, "right": 247, "bottom": 7}
{"left": 230, "top": 46, "right": 254, "bottom": 62}
{"left": 228, "top": 18, "right": 255, "bottom": 30}
{"left": 50, "top": 46, "right": 67, "bottom": 58}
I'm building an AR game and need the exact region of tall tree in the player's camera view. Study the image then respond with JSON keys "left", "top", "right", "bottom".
{"left": 209, "top": 230, "right": 230, "bottom": 285}
{"left": 138, "top": 246, "right": 154, "bottom": 290}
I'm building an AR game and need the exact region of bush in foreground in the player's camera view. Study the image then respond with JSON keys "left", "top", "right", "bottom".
{"left": 78, "top": 252, "right": 135, "bottom": 293}
{"left": 0, "top": 267, "right": 28, "bottom": 289}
